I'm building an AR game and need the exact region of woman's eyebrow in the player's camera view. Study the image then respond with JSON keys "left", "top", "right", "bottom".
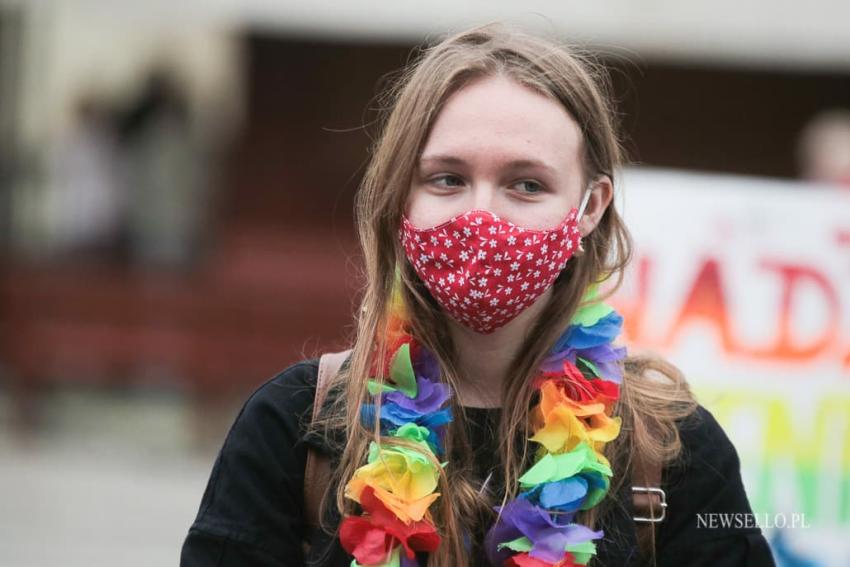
{"left": 419, "top": 154, "right": 558, "bottom": 175}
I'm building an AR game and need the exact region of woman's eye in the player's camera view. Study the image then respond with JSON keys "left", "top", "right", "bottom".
{"left": 514, "top": 180, "right": 544, "bottom": 194}
{"left": 430, "top": 175, "right": 464, "bottom": 189}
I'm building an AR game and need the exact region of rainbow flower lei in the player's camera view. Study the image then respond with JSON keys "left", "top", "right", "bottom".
{"left": 339, "top": 283, "right": 626, "bottom": 566}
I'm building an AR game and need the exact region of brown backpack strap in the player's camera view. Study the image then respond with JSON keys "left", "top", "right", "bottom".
{"left": 304, "top": 349, "right": 352, "bottom": 532}
{"left": 631, "top": 450, "right": 666, "bottom": 561}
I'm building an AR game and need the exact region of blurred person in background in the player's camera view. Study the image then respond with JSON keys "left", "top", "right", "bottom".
{"left": 117, "top": 66, "right": 207, "bottom": 271}
{"left": 180, "top": 23, "right": 776, "bottom": 567}
{"left": 796, "top": 108, "right": 850, "bottom": 189}
{"left": 45, "top": 94, "right": 124, "bottom": 262}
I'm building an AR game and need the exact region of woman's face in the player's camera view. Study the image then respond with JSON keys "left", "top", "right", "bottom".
{"left": 406, "top": 74, "right": 599, "bottom": 232}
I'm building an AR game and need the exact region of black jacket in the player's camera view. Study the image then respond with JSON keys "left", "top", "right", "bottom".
{"left": 180, "top": 359, "right": 777, "bottom": 566}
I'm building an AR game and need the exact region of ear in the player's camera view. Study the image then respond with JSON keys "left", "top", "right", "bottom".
{"left": 579, "top": 174, "right": 613, "bottom": 237}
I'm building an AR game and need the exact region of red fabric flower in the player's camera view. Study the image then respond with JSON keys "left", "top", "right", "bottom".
{"left": 368, "top": 331, "right": 418, "bottom": 379}
{"left": 534, "top": 361, "right": 618, "bottom": 410}
{"left": 339, "top": 486, "right": 440, "bottom": 564}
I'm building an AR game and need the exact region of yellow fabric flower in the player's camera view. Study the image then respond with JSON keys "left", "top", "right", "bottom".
{"left": 530, "top": 380, "right": 622, "bottom": 464}
{"left": 345, "top": 441, "right": 442, "bottom": 524}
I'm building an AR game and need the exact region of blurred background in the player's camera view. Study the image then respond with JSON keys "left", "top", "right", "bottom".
{"left": 1, "top": 1, "right": 848, "bottom": 566}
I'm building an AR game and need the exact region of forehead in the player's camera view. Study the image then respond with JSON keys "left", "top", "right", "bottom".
{"left": 420, "top": 74, "right": 584, "bottom": 172}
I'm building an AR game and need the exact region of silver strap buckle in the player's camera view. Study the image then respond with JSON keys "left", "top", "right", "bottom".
{"left": 631, "top": 486, "right": 667, "bottom": 523}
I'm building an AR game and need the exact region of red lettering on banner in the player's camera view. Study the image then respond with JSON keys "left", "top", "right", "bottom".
{"left": 746, "top": 261, "right": 840, "bottom": 361}
{"left": 617, "top": 253, "right": 848, "bottom": 369}
{"left": 661, "top": 258, "right": 736, "bottom": 351}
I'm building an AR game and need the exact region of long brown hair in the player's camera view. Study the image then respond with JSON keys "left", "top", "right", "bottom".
{"left": 311, "top": 22, "right": 698, "bottom": 566}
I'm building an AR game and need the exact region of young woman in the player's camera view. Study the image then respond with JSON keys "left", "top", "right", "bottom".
{"left": 181, "top": 23, "right": 776, "bottom": 567}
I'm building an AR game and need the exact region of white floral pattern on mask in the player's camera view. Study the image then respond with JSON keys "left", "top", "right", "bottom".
{"left": 400, "top": 208, "right": 582, "bottom": 334}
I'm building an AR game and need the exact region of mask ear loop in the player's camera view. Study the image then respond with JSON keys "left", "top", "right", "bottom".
{"left": 576, "top": 184, "right": 593, "bottom": 222}
{"left": 554, "top": 184, "right": 594, "bottom": 284}
{"left": 575, "top": 184, "right": 594, "bottom": 255}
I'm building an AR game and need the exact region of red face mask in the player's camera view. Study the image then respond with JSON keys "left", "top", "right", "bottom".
{"left": 400, "top": 190, "right": 592, "bottom": 334}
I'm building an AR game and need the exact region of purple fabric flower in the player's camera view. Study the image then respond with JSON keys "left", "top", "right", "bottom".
{"left": 384, "top": 376, "right": 450, "bottom": 415}
{"left": 485, "top": 498, "right": 604, "bottom": 564}
{"left": 360, "top": 373, "right": 453, "bottom": 456}
{"left": 541, "top": 342, "right": 626, "bottom": 384}
{"left": 412, "top": 345, "right": 440, "bottom": 383}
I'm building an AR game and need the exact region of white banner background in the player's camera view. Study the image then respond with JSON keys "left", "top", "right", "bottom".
{"left": 614, "top": 167, "right": 850, "bottom": 566}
